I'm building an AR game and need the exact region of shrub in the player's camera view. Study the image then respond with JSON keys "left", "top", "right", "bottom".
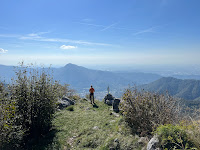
{"left": 0, "top": 82, "right": 23, "bottom": 149}
{"left": 10, "top": 62, "right": 60, "bottom": 139}
{"left": 57, "top": 83, "right": 75, "bottom": 98}
{"left": 179, "top": 120, "right": 200, "bottom": 149}
{"left": 121, "top": 88, "right": 182, "bottom": 135}
{"left": 0, "top": 62, "right": 74, "bottom": 148}
{"left": 155, "top": 124, "right": 197, "bottom": 149}
{"left": 4, "top": 63, "right": 62, "bottom": 143}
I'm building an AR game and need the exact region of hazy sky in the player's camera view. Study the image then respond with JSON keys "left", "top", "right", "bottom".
{"left": 0, "top": 0, "right": 200, "bottom": 67}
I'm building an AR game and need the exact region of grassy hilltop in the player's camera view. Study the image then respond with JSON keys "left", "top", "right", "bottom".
{"left": 41, "top": 100, "right": 141, "bottom": 150}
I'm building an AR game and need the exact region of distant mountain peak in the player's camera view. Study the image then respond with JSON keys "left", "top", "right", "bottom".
{"left": 63, "top": 63, "right": 88, "bottom": 71}
{"left": 64, "top": 63, "right": 78, "bottom": 67}
{"left": 63, "top": 63, "right": 84, "bottom": 69}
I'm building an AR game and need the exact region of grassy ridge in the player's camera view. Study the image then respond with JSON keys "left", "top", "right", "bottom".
{"left": 49, "top": 99, "right": 140, "bottom": 150}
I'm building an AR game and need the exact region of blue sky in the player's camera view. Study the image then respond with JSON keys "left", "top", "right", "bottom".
{"left": 0, "top": 0, "right": 200, "bottom": 67}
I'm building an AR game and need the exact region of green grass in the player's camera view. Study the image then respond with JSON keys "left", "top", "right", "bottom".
{"left": 46, "top": 99, "right": 140, "bottom": 150}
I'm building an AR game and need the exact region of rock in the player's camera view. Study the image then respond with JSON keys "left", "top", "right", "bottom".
{"left": 104, "top": 93, "right": 115, "bottom": 105}
{"left": 58, "top": 97, "right": 75, "bottom": 109}
{"left": 67, "top": 136, "right": 77, "bottom": 147}
{"left": 62, "top": 97, "right": 75, "bottom": 105}
{"left": 104, "top": 93, "right": 121, "bottom": 113}
{"left": 110, "top": 112, "right": 120, "bottom": 117}
{"left": 106, "top": 99, "right": 113, "bottom": 105}
{"left": 112, "top": 99, "right": 120, "bottom": 113}
{"left": 58, "top": 100, "right": 70, "bottom": 109}
{"left": 147, "top": 135, "right": 160, "bottom": 150}
{"left": 93, "top": 126, "right": 99, "bottom": 130}
{"left": 114, "top": 138, "right": 119, "bottom": 143}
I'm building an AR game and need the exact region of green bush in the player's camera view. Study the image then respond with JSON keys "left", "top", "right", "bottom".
{"left": 179, "top": 120, "right": 200, "bottom": 149}
{"left": 0, "top": 62, "right": 75, "bottom": 148}
{"left": 121, "top": 88, "right": 182, "bottom": 135}
{"left": 155, "top": 124, "right": 197, "bottom": 149}
{"left": 0, "top": 82, "right": 23, "bottom": 149}
{"left": 10, "top": 63, "right": 60, "bottom": 139}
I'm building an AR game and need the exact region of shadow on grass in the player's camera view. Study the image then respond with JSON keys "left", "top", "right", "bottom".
{"left": 93, "top": 103, "right": 99, "bottom": 108}
{"left": 23, "top": 129, "right": 60, "bottom": 150}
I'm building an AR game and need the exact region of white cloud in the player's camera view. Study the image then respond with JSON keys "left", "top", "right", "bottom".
{"left": 19, "top": 33, "right": 111, "bottom": 46}
{"left": 0, "top": 32, "right": 112, "bottom": 46}
{"left": 0, "top": 48, "right": 8, "bottom": 53}
{"left": 60, "top": 45, "right": 77, "bottom": 50}
{"left": 27, "top": 31, "right": 49, "bottom": 37}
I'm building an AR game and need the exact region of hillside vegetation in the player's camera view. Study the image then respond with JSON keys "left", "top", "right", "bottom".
{"left": 121, "top": 88, "right": 200, "bottom": 149}
{"left": 141, "top": 77, "right": 200, "bottom": 101}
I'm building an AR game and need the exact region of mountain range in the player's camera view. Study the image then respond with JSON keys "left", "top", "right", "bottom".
{"left": 0, "top": 63, "right": 161, "bottom": 99}
{"left": 53, "top": 63, "right": 162, "bottom": 91}
{"left": 1, "top": 63, "right": 200, "bottom": 101}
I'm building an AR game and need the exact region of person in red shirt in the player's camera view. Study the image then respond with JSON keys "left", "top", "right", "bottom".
{"left": 89, "top": 85, "right": 95, "bottom": 104}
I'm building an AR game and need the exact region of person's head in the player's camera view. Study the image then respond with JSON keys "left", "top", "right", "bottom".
{"left": 91, "top": 85, "right": 93, "bottom": 87}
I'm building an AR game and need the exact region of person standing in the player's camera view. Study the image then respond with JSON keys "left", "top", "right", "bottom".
{"left": 89, "top": 85, "right": 95, "bottom": 104}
